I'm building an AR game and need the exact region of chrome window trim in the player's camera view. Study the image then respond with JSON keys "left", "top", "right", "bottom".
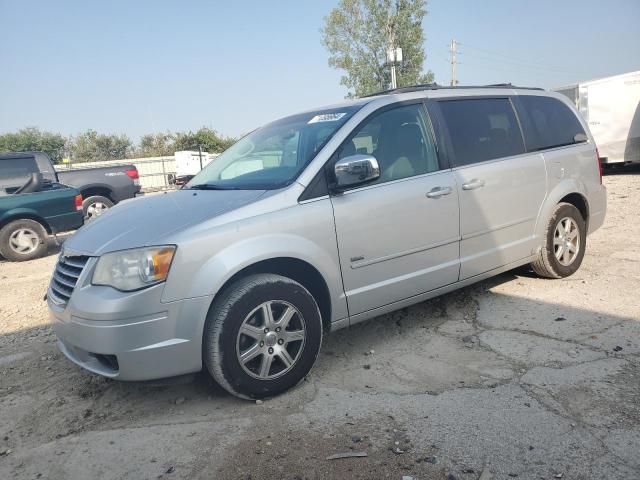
{"left": 333, "top": 167, "right": 453, "bottom": 197}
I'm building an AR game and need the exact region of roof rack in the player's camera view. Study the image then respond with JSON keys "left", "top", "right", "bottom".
{"left": 362, "top": 82, "right": 544, "bottom": 98}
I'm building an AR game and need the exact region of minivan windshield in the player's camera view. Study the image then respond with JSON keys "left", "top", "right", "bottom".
{"left": 186, "top": 106, "right": 360, "bottom": 190}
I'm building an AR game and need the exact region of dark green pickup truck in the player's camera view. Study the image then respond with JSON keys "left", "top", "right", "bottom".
{"left": 0, "top": 153, "right": 84, "bottom": 261}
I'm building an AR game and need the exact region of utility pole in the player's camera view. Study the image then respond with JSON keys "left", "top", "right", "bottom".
{"left": 387, "top": 47, "right": 402, "bottom": 89}
{"left": 390, "top": 62, "right": 397, "bottom": 89}
{"left": 449, "top": 38, "right": 459, "bottom": 86}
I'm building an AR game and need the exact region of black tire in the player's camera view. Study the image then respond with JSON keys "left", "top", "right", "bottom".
{"left": 0, "top": 219, "right": 48, "bottom": 262}
{"left": 83, "top": 195, "right": 114, "bottom": 220}
{"left": 204, "top": 273, "right": 323, "bottom": 399}
{"left": 531, "top": 202, "right": 586, "bottom": 278}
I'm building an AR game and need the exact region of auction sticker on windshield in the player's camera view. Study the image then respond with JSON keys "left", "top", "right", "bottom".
{"left": 307, "top": 112, "right": 347, "bottom": 123}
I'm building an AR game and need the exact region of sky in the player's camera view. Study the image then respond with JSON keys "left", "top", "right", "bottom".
{"left": 1, "top": 0, "right": 639, "bottom": 140}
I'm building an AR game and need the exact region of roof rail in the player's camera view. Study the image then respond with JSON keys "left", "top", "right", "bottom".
{"left": 362, "top": 83, "right": 544, "bottom": 98}
{"left": 361, "top": 83, "right": 440, "bottom": 97}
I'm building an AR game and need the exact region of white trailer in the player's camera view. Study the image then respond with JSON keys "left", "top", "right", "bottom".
{"left": 169, "top": 150, "right": 219, "bottom": 186}
{"left": 174, "top": 150, "right": 216, "bottom": 177}
{"left": 555, "top": 71, "right": 640, "bottom": 165}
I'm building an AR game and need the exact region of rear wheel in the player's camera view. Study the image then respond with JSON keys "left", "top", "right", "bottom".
{"left": 83, "top": 195, "right": 114, "bottom": 220}
{"left": 531, "top": 202, "right": 586, "bottom": 278}
{"left": 203, "top": 273, "right": 323, "bottom": 399}
{"left": 0, "top": 219, "right": 48, "bottom": 262}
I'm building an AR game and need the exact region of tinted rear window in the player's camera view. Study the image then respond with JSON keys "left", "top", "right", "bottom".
{"left": 518, "top": 95, "right": 586, "bottom": 151}
{"left": 438, "top": 98, "right": 525, "bottom": 166}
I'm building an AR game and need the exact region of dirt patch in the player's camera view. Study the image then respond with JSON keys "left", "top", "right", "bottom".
{"left": 214, "top": 417, "right": 444, "bottom": 480}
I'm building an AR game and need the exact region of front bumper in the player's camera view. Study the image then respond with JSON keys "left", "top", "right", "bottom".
{"left": 48, "top": 262, "right": 212, "bottom": 381}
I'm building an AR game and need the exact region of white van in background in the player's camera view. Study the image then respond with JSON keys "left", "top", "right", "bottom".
{"left": 555, "top": 71, "right": 640, "bottom": 165}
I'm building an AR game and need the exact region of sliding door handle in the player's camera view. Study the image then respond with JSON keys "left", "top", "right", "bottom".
{"left": 462, "top": 179, "right": 485, "bottom": 190}
{"left": 426, "top": 186, "right": 453, "bottom": 198}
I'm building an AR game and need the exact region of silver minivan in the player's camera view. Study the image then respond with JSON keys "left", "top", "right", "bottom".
{"left": 48, "top": 85, "right": 607, "bottom": 399}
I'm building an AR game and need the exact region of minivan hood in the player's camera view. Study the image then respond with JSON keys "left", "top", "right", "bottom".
{"left": 63, "top": 189, "right": 266, "bottom": 256}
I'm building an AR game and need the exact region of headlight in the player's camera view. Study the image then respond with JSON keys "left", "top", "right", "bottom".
{"left": 92, "top": 246, "right": 176, "bottom": 291}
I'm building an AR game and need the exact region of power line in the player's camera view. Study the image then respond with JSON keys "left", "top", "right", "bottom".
{"left": 458, "top": 42, "right": 589, "bottom": 74}
{"left": 461, "top": 53, "right": 583, "bottom": 75}
{"left": 456, "top": 58, "right": 582, "bottom": 78}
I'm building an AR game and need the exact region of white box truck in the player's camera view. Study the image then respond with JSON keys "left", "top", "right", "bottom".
{"left": 555, "top": 71, "right": 640, "bottom": 165}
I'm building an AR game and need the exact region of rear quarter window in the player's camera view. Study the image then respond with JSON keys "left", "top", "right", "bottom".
{"left": 0, "top": 156, "right": 39, "bottom": 190}
{"left": 438, "top": 98, "right": 525, "bottom": 166}
{"left": 0, "top": 157, "right": 38, "bottom": 179}
{"left": 518, "top": 95, "right": 587, "bottom": 151}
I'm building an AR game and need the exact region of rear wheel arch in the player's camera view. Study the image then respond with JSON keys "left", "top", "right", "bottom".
{"left": 536, "top": 181, "right": 588, "bottom": 238}
{"left": 558, "top": 192, "right": 589, "bottom": 225}
{"left": 80, "top": 186, "right": 115, "bottom": 203}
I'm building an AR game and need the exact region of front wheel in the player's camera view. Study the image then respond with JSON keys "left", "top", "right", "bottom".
{"left": 203, "top": 273, "right": 323, "bottom": 399}
{"left": 0, "top": 219, "right": 48, "bottom": 262}
{"left": 531, "top": 202, "right": 586, "bottom": 278}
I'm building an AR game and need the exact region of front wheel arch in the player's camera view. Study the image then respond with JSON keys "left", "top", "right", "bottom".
{"left": 205, "top": 257, "right": 332, "bottom": 331}
{"left": 0, "top": 213, "right": 51, "bottom": 234}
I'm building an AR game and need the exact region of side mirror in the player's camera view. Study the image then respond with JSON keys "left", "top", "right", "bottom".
{"left": 333, "top": 154, "right": 380, "bottom": 190}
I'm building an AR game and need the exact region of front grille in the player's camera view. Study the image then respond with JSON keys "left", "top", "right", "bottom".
{"left": 49, "top": 255, "right": 90, "bottom": 306}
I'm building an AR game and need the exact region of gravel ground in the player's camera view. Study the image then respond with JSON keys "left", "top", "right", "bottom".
{"left": 0, "top": 167, "right": 639, "bottom": 480}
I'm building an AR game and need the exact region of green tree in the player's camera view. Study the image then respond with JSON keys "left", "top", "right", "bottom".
{"left": 172, "top": 127, "right": 235, "bottom": 154}
{"left": 71, "top": 129, "right": 132, "bottom": 162}
{"left": 137, "top": 132, "right": 175, "bottom": 157}
{"left": 322, "top": 0, "right": 434, "bottom": 97}
{"left": 0, "top": 127, "right": 68, "bottom": 163}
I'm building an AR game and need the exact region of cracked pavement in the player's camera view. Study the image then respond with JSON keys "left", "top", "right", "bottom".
{"left": 1, "top": 168, "right": 639, "bottom": 479}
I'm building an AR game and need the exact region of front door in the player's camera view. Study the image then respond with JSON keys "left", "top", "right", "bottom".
{"left": 330, "top": 103, "right": 460, "bottom": 316}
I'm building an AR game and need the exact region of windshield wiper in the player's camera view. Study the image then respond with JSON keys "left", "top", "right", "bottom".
{"left": 186, "top": 184, "right": 238, "bottom": 190}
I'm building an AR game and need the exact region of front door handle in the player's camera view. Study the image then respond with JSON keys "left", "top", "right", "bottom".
{"left": 461, "top": 179, "right": 485, "bottom": 190}
{"left": 426, "top": 186, "right": 453, "bottom": 198}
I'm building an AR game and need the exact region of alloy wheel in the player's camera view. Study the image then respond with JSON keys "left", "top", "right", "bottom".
{"left": 235, "top": 300, "right": 306, "bottom": 380}
{"left": 86, "top": 202, "right": 109, "bottom": 219}
{"left": 554, "top": 216, "right": 580, "bottom": 266}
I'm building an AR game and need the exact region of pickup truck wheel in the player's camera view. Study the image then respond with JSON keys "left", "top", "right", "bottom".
{"left": 83, "top": 195, "right": 114, "bottom": 220}
{"left": 0, "top": 219, "right": 48, "bottom": 262}
{"left": 531, "top": 202, "right": 586, "bottom": 278}
{"left": 204, "top": 273, "right": 323, "bottom": 399}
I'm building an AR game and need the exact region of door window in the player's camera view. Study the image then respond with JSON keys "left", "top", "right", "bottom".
{"left": 518, "top": 95, "right": 587, "bottom": 151}
{"left": 438, "top": 98, "right": 525, "bottom": 166}
{"left": 338, "top": 103, "right": 439, "bottom": 184}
